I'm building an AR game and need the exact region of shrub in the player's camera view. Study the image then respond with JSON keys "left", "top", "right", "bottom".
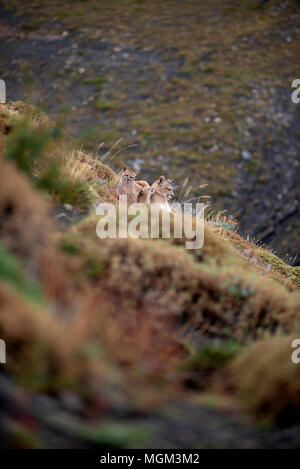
{"left": 220, "top": 335, "right": 300, "bottom": 426}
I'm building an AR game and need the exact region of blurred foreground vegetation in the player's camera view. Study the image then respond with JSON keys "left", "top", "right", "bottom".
{"left": 0, "top": 102, "right": 300, "bottom": 447}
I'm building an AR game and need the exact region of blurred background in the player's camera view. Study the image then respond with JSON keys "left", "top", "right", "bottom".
{"left": 1, "top": 0, "right": 299, "bottom": 261}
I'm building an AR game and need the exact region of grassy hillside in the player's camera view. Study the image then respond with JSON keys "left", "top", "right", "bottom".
{"left": 1, "top": 0, "right": 299, "bottom": 261}
{"left": 0, "top": 102, "right": 300, "bottom": 447}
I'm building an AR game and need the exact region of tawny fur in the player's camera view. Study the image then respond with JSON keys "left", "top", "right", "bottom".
{"left": 117, "top": 166, "right": 138, "bottom": 204}
{"left": 150, "top": 176, "right": 174, "bottom": 212}
{"left": 137, "top": 184, "right": 155, "bottom": 204}
{"left": 117, "top": 168, "right": 174, "bottom": 207}
{"left": 135, "top": 179, "right": 151, "bottom": 202}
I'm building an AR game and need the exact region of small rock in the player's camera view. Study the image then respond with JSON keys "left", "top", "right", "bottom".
{"left": 241, "top": 150, "right": 252, "bottom": 161}
{"left": 132, "top": 158, "right": 143, "bottom": 172}
{"left": 35, "top": 394, "right": 59, "bottom": 411}
{"left": 265, "top": 264, "right": 272, "bottom": 273}
{"left": 63, "top": 204, "right": 73, "bottom": 211}
{"left": 62, "top": 30, "right": 69, "bottom": 37}
{"left": 56, "top": 213, "right": 68, "bottom": 220}
{"left": 60, "top": 391, "right": 84, "bottom": 414}
{"left": 209, "top": 144, "right": 219, "bottom": 153}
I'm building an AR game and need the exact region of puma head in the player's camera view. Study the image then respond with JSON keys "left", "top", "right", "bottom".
{"left": 120, "top": 166, "right": 137, "bottom": 184}
{"left": 151, "top": 175, "right": 174, "bottom": 200}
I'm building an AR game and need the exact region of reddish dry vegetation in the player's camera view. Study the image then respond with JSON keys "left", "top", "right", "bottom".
{"left": 0, "top": 102, "right": 300, "bottom": 434}
{"left": 219, "top": 335, "right": 300, "bottom": 426}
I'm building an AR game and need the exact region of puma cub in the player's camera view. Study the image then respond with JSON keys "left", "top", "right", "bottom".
{"left": 150, "top": 176, "right": 174, "bottom": 212}
{"left": 136, "top": 181, "right": 155, "bottom": 204}
{"left": 117, "top": 166, "right": 150, "bottom": 204}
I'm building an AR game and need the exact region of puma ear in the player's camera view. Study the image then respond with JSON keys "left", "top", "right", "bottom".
{"left": 159, "top": 175, "right": 165, "bottom": 184}
{"left": 167, "top": 178, "right": 173, "bottom": 183}
{"left": 122, "top": 165, "right": 127, "bottom": 172}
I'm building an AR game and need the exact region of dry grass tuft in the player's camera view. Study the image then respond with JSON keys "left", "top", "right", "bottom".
{"left": 220, "top": 335, "right": 300, "bottom": 426}
{"left": 255, "top": 247, "right": 300, "bottom": 290}
{"left": 214, "top": 226, "right": 299, "bottom": 291}
{"left": 1, "top": 102, "right": 118, "bottom": 211}
{"left": 63, "top": 216, "right": 300, "bottom": 342}
{"left": 0, "top": 157, "right": 55, "bottom": 261}
{"left": 0, "top": 101, "right": 52, "bottom": 136}
{"left": 0, "top": 155, "right": 76, "bottom": 308}
{"left": 0, "top": 281, "right": 80, "bottom": 391}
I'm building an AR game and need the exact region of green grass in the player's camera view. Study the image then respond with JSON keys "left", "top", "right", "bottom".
{"left": 255, "top": 247, "right": 300, "bottom": 289}
{"left": 84, "top": 75, "right": 107, "bottom": 88}
{"left": 93, "top": 98, "right": 116, "bottom": 111}
{"left": 183, "top": 341, "right": 239, "bottom": 373}
{"left": 37, "top": 163, "right": 95, "bottom": 210}
{"left": 43, "top": 416, "right": 150, "bottom": 448}
{"left": 0, "top": 242, "right": 43, "bottom": 303}
{"left": 6, "top": 118, "right": 60, "bottom": 173}
{"left": 3, "top": 110, "right": 96, "bottom": 210}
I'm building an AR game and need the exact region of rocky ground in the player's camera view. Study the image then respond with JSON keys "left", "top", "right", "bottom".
{"left": 2, "top": 373, "right": 300, "bottom": 449}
